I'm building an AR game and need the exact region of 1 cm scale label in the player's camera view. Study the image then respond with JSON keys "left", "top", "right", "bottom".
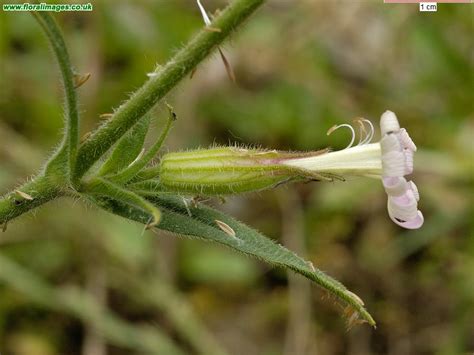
{"left": 384, "top": 0, "right": 473, "bottom": 10}
{"left": 419, "top": 2, "right": 438, "bottom": 11}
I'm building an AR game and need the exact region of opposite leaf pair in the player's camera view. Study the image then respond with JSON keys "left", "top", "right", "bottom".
{"left": 81, "top": 105, "right": 176, "bottom": 228}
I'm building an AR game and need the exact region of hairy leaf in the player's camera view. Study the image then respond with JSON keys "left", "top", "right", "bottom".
{"left": 96, "top": 194, "right": 376, "bottom": 327}
{"left": 98, "top": 116, "right": 151, "bottom": 176}
{"left": 109, "top": 104, "right": 175, "bottom": 184}
{"left": 85, "top": 178, "right": 161, "bottom": 227}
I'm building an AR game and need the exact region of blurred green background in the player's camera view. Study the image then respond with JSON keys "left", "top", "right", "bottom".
{"left": 0, "top": 1, "right": 473, "bottom": 354}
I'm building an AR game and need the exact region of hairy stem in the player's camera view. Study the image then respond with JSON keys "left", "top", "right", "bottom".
{"left": 33, "top": 12, "right": 79, "bottom": 179}
{"left": 73, "top": 0, "right": 265, "bottom": 180}
{"left": 0, "top": 0, "right": 264, "bottom": 226}
{"left": 0, "top": 175, "right": 63, "bottom": 226}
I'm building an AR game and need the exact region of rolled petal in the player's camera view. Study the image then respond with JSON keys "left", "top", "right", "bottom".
{"left": 378, "top": 111, "right": 423, "bottom": 229}
{"left": 383, "top": 176, "right": 408, "bottom": 196}
{"left": 380, "top": 114, "right": 417, "bottom": 177}
{"left": 380, "top": 134, "right": 402, "bottom": 153}
{"left": 399, "top": 128, "right": 417, "bottom": 152}
{"left": 408, "top": 180, "right": 419, "bottom": 201}
{"left": 380, "top": 110, "right": 400, "bottom": 135}
{"left": 389, "top": 210, "right": 424, "bottom": 229}
{"left": 388, "top": 189, "right": 419, "bottom": 221}
{"left": 382, "top": 151, "right": 406, "bottom": 177}
{"left": 403, "top": 149, "right": 414, "bottom": 175}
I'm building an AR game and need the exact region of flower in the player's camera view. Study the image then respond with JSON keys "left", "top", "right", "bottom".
{"left": 158, "top": 110, "right": 423, "bottom": 229}
{"left": 282, "top": 110, "right": 424, "bottom": 229}
{"left": 379, "top": 111, "right": 424, "bottom": 229}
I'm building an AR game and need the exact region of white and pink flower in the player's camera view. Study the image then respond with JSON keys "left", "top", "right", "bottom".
{"left": 379, "top": 111, "right": 423, "bottom": 229}
{"left": 283, "top": 110, "right": 424, "bottom": 229}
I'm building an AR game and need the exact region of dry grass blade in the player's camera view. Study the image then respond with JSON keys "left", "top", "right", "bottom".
{"left": 99, "top": 113, "right": 113, "bottom": 120}
{"left": 73, "top": 73, "right": 91, "bottom": 88}
{"left": 215, "top": 219, "right": 236, "bottom": 237}
{"left": 218, "top": 48, "right": 236, "bottom": 82}
{"left": 204, "top": 26, "right": 222, "bottom": 32}
{"left": 15, "top": 190, "right": 34, "bottom": 200}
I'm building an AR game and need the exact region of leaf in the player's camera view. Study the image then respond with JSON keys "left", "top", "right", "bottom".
{"left": 109, "top": 104, "right": 175, "bottom": 184}
{"left": 96, "top": 194, "right": 376, "bottom": 327}
{"left": 98, "top": 116, "right": 151, "bottom": 176}
{"left": 85, "top": 178, "right": 161, "bottom": 228}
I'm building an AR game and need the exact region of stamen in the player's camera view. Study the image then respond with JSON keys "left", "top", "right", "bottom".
{"left": 361, "top": 119, "right": 375, "bottom": 144}
{"left": 353, "top": 118, "right": 367, "bottom": 146}
{"left": 197, "top": 0, "right": 212, "bottom": 25}
{"left": 353, "top": 118, "right": 375, "bottom": 146}
{"left": 327, "top": 124, "right": 355, "bottom": 149}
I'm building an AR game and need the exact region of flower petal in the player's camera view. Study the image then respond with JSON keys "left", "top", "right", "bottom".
{"left": 408, "top": 181, "right": 420, "bottom": 201}
{"left": 378, "top": 111, "right": 423, "bottom": 229}
{"left": 380, "top": 110, "right": 400, "bottom": 135}
{"left": 389, "top": 210, "right": 424, "bottom": 229}
{"left": 399, "top": 128, "right": 417, "bottom": 152}
{"left": 381, "top": 134, "right": 402, "bottom": 152}
{"left": 383, "top": 176, "right": 408, "bottom": 196}
{"left": 382, "top": 151, "right": 406, "bottom": 177}
{"left": 403, "top": 149, "right": 414, "bottom": 175}
{"left": 388, "top": 189, "right": 419, "bottom": 221}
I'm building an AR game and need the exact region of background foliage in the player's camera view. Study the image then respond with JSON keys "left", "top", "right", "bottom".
{"left": 0, "top": 0, "right": 473, "bottom": 354}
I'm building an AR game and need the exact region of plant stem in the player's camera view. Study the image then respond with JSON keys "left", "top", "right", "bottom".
{"left": 33, "top": 12, "right": 79, "bottom": 180}
{"left": 0, "top": 175, "right": 63, "bottom": 226}
{"left": 0, "top": 0, "right": 265, "bottom": 227}
{"left": 73, "top": 0, "right": 265, "bottom": 181}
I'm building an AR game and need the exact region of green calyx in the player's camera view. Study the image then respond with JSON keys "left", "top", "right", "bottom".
{"left": 158, "top": 147, "right": 332, "bottom": 196}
